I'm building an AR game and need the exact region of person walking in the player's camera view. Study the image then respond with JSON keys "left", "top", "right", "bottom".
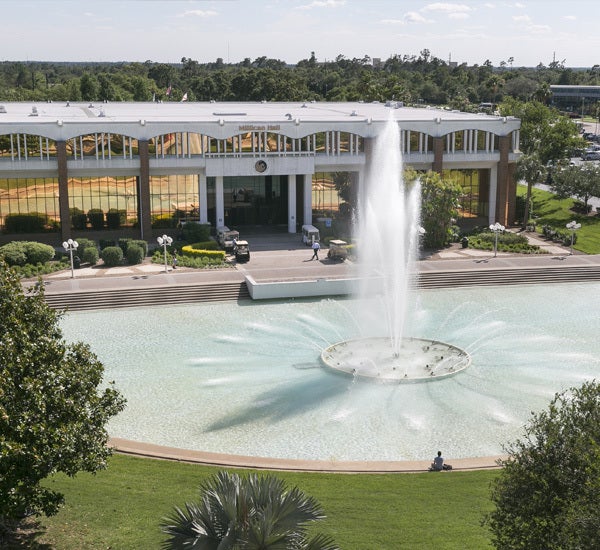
{"left": 172, "top": 250, "right": 178, "bottom": 269}
{"left": 311, "top": 240, "right": 320, "bottom": 260}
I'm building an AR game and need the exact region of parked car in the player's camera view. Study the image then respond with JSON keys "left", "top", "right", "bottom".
{"left": 583, "top": 151, "right": 600, "bottom": 161}
{"left": 233, "top": 240, "right": 250, "bottom": 262}
{"left": 327, "top": 239, "right": 349, "bottom": 261}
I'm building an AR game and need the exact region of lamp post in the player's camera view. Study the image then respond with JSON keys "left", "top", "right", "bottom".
{"left": 62, "top": 238, "right": 79, "bottom": 278}
{"left": 489, "top": 222, "right": 505, "bottom": 258}
{"left": 566, "top": 221, "right": 581, "bottom": 255}
{"left": 157, "top": 234, "right": 173, "bottom": 273}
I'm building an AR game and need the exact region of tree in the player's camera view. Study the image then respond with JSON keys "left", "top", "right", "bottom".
{"left": 487, "top": 380, "right": 600, "bottom": 550}
{"left": 161, "top": 470, "right": 339, "bottom": 549}
{"left": 0, "top": 262, "right": 125, "bottom": 527}
{"left": 499, "top": 98, "right": 584, "bottom": 164}
{"left": 79, "top": 72, "right": 99, "bottom": 101}
{"left": 551, "top": 163, "right": 600, "bottom": 212}
{"left": 515, "top": 153, "right": 545, "bottom": 227}
{"left": 413, "top": 170, "right": 462, "bottom": 249}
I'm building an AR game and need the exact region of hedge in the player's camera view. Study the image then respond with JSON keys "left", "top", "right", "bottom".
{"left": 181, "top": 244, "right": 225, "bottom": 261}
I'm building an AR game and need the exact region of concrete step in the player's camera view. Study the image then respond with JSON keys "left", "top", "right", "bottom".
{"left": 416, "top": 266, "right": 600, "bottom": 289}
{"left": 44, "top": 281, "right": 250, "bottom": 311}
{"left": 42, "top": 265, "right": 600, "bottom": 310}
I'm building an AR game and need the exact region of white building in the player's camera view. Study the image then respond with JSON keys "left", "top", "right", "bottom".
{"left": 0, "top": 101, "right": 520, "bottom": 243}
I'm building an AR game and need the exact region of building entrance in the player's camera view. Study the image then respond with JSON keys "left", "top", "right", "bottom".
{"left": 223, "top": 175, "right": 288, "bottom": 227}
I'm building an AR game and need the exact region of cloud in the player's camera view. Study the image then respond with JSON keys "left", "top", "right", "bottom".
{"left": 512, "top": 14, "right": 531, "bottom": 22}
{"left": 178, "top": 10, "right": 218, "bottom": 18}
{"left": 421, "top": 3, "right": 471, "bottom": 14}
{"left": 527, "top": 24, "right": 551, "bottom": 34}
{"left": 449, "top": 12, "right": 469, "bottom": 19}
{"left": 295, "top": 0, "right": 346, "bottom": 9}
{"left": 404, "top": 11, "right": 432, "bottom": 23}
{"left": 564, "top": 15, "right": 576, "bottom": 20}
{"left": 380, "top": 19, "right": 405, "bottom": 25}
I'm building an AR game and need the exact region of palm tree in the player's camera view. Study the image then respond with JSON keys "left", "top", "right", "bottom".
{"left": 515, "top": 153, "right": 545, "bottom": 229}
{"left": 161, "top": 471, "right": 339, "bottom": 549}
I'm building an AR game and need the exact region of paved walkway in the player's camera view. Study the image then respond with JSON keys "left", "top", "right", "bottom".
{"left": 33, "top": 232, "right": 600, "bottom": 472}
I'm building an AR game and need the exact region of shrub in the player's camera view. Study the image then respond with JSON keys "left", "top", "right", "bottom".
{"left": 4, "top": 213, "right": 48, "bottom": 233}
{"left": 100, "top": 246, "right": 123, "bottom": 267}
{"left": 0, "top": 241, "right": 28, "bottom": 266}
{"left": 24, "top": 242, "right": 55, "bottom": 264}
{"left": 99, "top": 238, "right": 115, "bottom": 250}
{"left": 125, "top": 244, "right": 144, "bottom": 265}
{"left": 118, "top": 238, "right": 132, "bottom": 254}
{"left": 0, "top": 241, "right": 55, "bottom": 266}
{"left": 75, "top": 238, "right": 97, "bottom": 252}
{"left": 181, "top": 222, "right": 211, "bottom": 243}
{"left": 130, "top": 239, "right": 148, "bottom": 256}
{"left": 87, "top": 209, "right": 104, "bottom": 230}
{"left": 82, "top": 246, "right": 99, "bottom": 265}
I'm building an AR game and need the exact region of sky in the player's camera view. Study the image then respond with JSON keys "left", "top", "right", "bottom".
{"left": 3, "top": 0, "right": 600, "bottom": 67}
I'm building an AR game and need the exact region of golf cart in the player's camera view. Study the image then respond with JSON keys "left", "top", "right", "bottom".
{"left": 327, "top": 239, "right": 349, "bottom": 261}
{"left": 234, "top": 240, "right": 250, "bottom": 262}
{"left": 302, "top": 224, "right": 320, "bottom": 246}
{"left": 217, "top": 226, "right": 240, "bottom": 252}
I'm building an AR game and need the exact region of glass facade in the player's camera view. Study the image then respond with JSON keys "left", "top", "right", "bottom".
{"left": 0, "top": 177, "right": 60, "bottom": 231}
{"left": 443, "top": 169, "right": 489, "bottom": 219}
{"left": 149, "top": 174, "right": 199, "bottom": 228}
{"left": 312, "top": 172, "right": 344, "bottom": 218}
{"left": 68, "top": 176, "right": 139, "bottom": 229}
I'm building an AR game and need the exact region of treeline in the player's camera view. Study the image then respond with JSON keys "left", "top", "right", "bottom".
{"left": 1, "top": 51, "right": 600, "bottom": 109}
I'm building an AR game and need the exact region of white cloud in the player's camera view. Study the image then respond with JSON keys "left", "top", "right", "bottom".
{"left": 178, "top": 10, "right": 218, "bottom": 18}
{"left": 514, "top": 2, "right": 525, "bottom": 7}
{"left": 449, "top": 12, "right": 469, "bottom": 19}
{"left": 404, "top": 11, "right": 432, "bottom": 23}
{"left": 295, "top": 0, "right": 346, "bottom": 9}
{"left": 527, "top": 24, "right": 551, "bottom": 34}
{"left": 422, "top": 3, "right": 471, "bottom": 13}
{"left": 380, "top": 19, "right": 405, "bottom": 25}
{"left": 564, "top": 15, "right": 576, "bottom": 20}
{"left": 512, "top": 14, "right": 531, "bottom": 22}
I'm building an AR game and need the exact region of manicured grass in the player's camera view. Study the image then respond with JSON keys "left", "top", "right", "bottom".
{"left": 518, "top": 184, "right": 600, "bottom": 254}
{"left": 34, "top": 454, "right": 497, "bottom": 549}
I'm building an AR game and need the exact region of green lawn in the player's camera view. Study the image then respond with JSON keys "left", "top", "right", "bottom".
{"left": 32, "top": 454, "right": 497, "bottom": 549}
{"left": 518, "top": 183, "right": 600, "bottom": 254}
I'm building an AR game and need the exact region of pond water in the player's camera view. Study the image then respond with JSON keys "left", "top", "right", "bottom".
{"left": 60, "top": 282, "right": 600, "bottom": 462}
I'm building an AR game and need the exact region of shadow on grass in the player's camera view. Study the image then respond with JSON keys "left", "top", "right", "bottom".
{"left": 0, "top": 518, "right": 52, "bottom": 549}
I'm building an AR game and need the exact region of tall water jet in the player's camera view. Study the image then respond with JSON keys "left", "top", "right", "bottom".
{"left": 321, "top": 117, "right": 471, "bottom": 382}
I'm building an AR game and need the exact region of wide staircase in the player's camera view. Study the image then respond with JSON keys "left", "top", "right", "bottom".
{"left": 44, "top": 281, "right": 250, "bottom": 311}
{"left": 417, "top": 265, "right": 600, "bottom": 289}
{"left": 42, "top": 265, "right": 600, "bottom": 310}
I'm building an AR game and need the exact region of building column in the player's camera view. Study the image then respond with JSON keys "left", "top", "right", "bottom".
{"left": 138, "top": 140, "right": 152, "bottom": 240}
{"left": 56, "top": 140, "right": 71, "bottom": 242}
{"left": 215, "top": 175, "right": 225, "bottom": 228}
{"left": 488, "top": 165, "right": 498, "bottom": 225}
{"left": 506, "top": 161, "right": 517, "bottom": 226}
{"left": 432, "top": 136, "right": 444, "bottom": 173}
{"left": 288, "top": 174, "right": 297, "bottom": 233}
{"left": 302, "top": 174, "right": 312, "bottom": 226}
{"left": 495, "top": 135, "right": 510, "bottom": 226}
{"left": 198, "top": 173, "right": 208, "bottom": 224}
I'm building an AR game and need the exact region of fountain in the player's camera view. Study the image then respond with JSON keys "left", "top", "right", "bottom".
{"left": 321, "top": 118, "right": 470, "bottom": 382}
{"left": 57, "top": 118, "right": 600, "bottom": 463}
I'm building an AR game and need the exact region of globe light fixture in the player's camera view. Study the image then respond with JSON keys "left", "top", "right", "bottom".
{"left": 62, "top": 238, "right": 79, "bottom": 278}
{"left": 157, "top": 234, "right": 173, "bottom": 273}
{"left": 489, "top": 222, "right": 505, "bottom": 258}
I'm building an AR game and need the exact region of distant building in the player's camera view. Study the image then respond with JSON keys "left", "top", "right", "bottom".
{"left": 550, "top": 85, "right": 600, "bottom": 115}
{"left": 0, "top": 101, "right": 520, "bottom": 243}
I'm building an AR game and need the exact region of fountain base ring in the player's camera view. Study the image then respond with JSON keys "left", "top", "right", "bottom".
{"left": 321, "top": 337, "right": 471, "bottom": 383}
